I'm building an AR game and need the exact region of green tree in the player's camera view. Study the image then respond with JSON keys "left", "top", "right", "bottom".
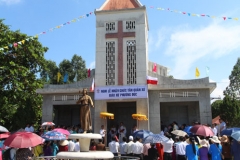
{"left": 42, "top": 54, "right": 88, "bottom": 84}
{"left": 211, "top": 100, "right": 223, "bottom": 118}
{"left": 224, "top": 58, "right": 240, "bottom": 98}
{"left": 220, "top": 95, "right": 240, "bottom": 127}
{"left": 0, "top": 19, "right": 48, "bottom": 130}
{"left": 40, "top": 60, "right": 58, "bottom": 84}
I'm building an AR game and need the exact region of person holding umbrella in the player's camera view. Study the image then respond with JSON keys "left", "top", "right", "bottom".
{"left": 16, "top": 148, "right": 33, "bottom": 160}
{"left": 220, "top": 135, "right": 231, "bottom": 160}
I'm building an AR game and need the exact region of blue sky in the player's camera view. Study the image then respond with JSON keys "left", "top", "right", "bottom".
{"left": 1, "top": 0, "right": 240, "bottom": 99}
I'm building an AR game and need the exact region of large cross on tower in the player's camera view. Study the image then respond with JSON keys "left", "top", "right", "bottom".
{"left": 105, "top": 21, "right": 135, "bottom": 85}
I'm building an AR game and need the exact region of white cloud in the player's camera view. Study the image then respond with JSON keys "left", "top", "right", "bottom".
{"left": 210, "top": 78, "right": 229, "bottom": 100}
{"left": 88, "top": 61, "right": 95, "bottom": 69}
{"left": 0, "top": 0, "right": 21, "bottom": 5}
{"left": 150, "top": 22, "right": 240, "bottom": 79}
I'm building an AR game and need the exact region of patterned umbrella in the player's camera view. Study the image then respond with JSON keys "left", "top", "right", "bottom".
{"left": 42, "top": 131, "right": 66, "bottom": 141}
{"left": 221, "top": 128, "right": 240, "bottom": 136}
{"left": 0, "top": 125, "right": 9, "bottom": 132}
{"left": 231, "top": 131, "right": 240, "bottom": 141}
{"left": 143, "top": 134, "right": 169, "bottom": 144}
{"left": 132, "top": 130, "right": 153, "bottom": 139}
{"left": 53, "top": 128, "right": 70, "bottom": 136}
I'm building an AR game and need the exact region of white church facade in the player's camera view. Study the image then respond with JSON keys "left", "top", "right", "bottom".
{"left": 37, "top": 0, "right": 216, "bottom": 137}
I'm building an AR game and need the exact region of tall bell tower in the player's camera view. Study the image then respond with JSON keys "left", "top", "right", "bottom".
{"left": 95, "top": 0, "right": 149, "bottom": 87}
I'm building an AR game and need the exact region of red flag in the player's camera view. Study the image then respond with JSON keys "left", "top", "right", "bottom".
{"left": 88, "top": 69, "right": 91, "bottom": 77}
{"left": 152, "top": 63, "right": 157, "bottom": 72}
{"left": 90, "top": 78, "right": 94, "bottom": 91}
{"left": 147, "top": 76, "right": 158, "bottom": 85}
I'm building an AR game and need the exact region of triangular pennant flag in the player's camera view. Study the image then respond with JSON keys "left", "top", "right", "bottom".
{"left": 0, "top": 48, "right": 4, "bottom": 51}
{"left": 13, "top": 43, "right": 18, "bottom": 48}
{"left": 26, "top": 38, "right": 29, "bottom": 41}
{"left": 233, "top": 18, "right": 238, "bottom": 21}
{"left": 21, "top": 40, "right": 25, "bottom": 44}
{"left": 30, "top": 37, "right": 34, "bottom": 40}
{"left": 86, "top": 14, "right": 89, "bottom": 17}
{"left": 18, "top": 42, "right": 22, "bottom": 45}
{"left": 223, "top": 17, "right": 226, "bottom": 20}
{"left": 152, "top": 63, "right": 157, "bottom": 72}
{"left": 35, "top": 35, "right": 38, "bottom": 38}
{"left": 8, "top": 44, "right": 13, "bottom": 48}
{"left": 188, "top": 13, "right": 191, "bottom": 16}
{"left": 4, "top": 46, "right": 8, "bottom": 49}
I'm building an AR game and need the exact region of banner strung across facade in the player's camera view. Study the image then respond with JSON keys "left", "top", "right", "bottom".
{"left": 94, "top": 85, "right": 148, "bottom": 100}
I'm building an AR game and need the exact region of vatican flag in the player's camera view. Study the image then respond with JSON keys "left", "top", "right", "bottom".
{"left": 195, "top": 67, "right": 200, "bottom": 78}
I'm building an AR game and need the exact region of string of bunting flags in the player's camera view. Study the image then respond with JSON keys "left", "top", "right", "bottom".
{"left": 0, "top": 11, "right": 93, "bottom": 52}
{"left": 149, "top": 6, "right": 239, "bottom": 21}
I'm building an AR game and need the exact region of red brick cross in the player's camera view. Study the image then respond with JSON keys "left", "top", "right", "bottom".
{"left": 105, "top": 21, "right": 135, "bottom": 85}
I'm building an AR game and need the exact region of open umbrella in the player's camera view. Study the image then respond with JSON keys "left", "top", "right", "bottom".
{"left": 171, "top": 130, "right": 187, "bottom": 137}
{"left": 190, "top": 125, "right": 214, "bottom": 137}
{"left": 0, "top": 125, "right": 9, "bottom": 132}
{"left": 183, "top": 126, "right": 192, "bottom": 134}
{"left": 4, "top": 132, "right": 43, "bottom": 148}
{"left": 42, "top": 131, "right": 66, "bottom": 141}
{"left": 42, "top": 122, "right": 55, "bottom": 126}
{"left": 143, "top": 134, "right": 169, "bottom": 144}
{"left": 231, "top": 131, "right": 240, "bottom": 141}
{"left": 221, "top": 128, "right": 240, "bottom": 136}
{"left": 0, "top": 132, "right": 10, "bottom": 139}
{"left": 132, "top": 130, "right": 153, "bottom": 139}
{"left": 53, "top": 128, "right": 70, "bottom": 136}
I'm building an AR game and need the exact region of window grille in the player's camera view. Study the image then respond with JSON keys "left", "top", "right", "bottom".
{"left": 106, "top": 42, "right": 116, "bottom": 85}
{"left": 126, "top": 21, "right": 136, "bottom": 30}
{"left": 106, "top": 22, "right": 115, "bottom": 31}
{"left": 126, "top": 40, "right": 136, "bottom": 84}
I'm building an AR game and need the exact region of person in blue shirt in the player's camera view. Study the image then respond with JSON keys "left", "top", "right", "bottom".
{"left": 51, "top": 140, "right": 59, "bottom": 156}
{"left": 186, "top": 137, "right": 198, "bottom": 160}
{"left": 209, "top": 136, "right": 222, "bottom": 160}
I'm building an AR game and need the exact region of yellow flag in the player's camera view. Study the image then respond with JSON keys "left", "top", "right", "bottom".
{"left": 195, "top": 67, "right": 200, "bottom": 78}
{"left": 57, "top": 72, "right": 61, "bottom": 82}
{"left": 21, "top": 40, "right": 25, "bottom": 44}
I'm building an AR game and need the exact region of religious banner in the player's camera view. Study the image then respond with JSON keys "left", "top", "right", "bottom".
{"left": 94, "top": 85, "right": 148, "bottom": 100}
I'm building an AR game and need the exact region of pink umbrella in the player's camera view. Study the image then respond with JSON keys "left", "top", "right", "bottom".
{"left": 0, "top": 132, "right": 10, "bottom": 139}
{"left": 41, "top": 122, "right": 55, "bottom": 126}
{"left": 4, "top": 132, "right": 44, "bottom": 148}
{"left": 53, "top": 128, "right": 70, "bottom": 136}
{"left": 190, "top": 125, "right": 214, "bottom": 137}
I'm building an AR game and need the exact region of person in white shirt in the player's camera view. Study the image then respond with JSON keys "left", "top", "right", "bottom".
{"left": 219, "top": 119, "right": 226, "bottom": 134}
{"left": 68, "top": 139, "right": 75, "bottom": 151}
{"left": 211, "top": 123, "right": 218, "bottom": 136}
{"left": 119, "top": 137, "right": 127, "bottom": 156}
{"left": 131, "top": 137, "right": 143, "bottom": 160}
{"left": 176, "top": 136, "right": 187, "bottom": 160}
{"left": 162, "top": 134, "right": 174, "bottom": 160}
{"left": 124, "top": 136, "right": 134, "bottom": 156}
{"left": 100, "top": 125, "right": 106, "bottom": 144}
{"left": 25, "top": 124, "right": 31, "bottom": 132}
{"left": 29, "top": 124, "right": 34, "bottom": 133}
{"left": 131, "top": 125, "right": 139, "bottom": 135}
{"left": 108, "top": 136, "right": 119, "bottom": 156}
{"left": 74, "top": 139, "right": 80, "bottom": 152}
{"left": 118, "top": 122, "right": 127, "bottom": 143}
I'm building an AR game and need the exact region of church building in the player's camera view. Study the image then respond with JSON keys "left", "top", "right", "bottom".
{"left": 37, "top": 0, "right": 216, "bottom": 138}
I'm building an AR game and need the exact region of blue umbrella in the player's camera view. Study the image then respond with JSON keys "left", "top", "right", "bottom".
{"left": 42, "top": 131, "right": 66, "bottom": 141}
{"left": 132, "top": 130, "right": 153, "bottom": 139}
{"left": 221, "top": 128, "right": 240, "bottom": 136}
{"left": 184, "top": 126, "right": 192, "bottom": 135}
{"left": 143, "top": 134, "right": 169, "bottom": 144}
{"left": 231, "top": 131, "right": 240, "bottom": 141}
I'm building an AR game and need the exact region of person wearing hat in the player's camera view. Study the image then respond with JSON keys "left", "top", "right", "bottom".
{"left": 220, "top": 135, "right": 231, "bottom": 160}
{"left": 209, "top": 136, "right": 222, "bottom": 160}
{"left": 148, "top": 143, "right": 159, "bottom": 160}
{"left": 185, "top": 137, "right": 198, "bottom": 160}
{"left": 124, "top": 136, "right": 134, "bottom": 156}
{"left": 197, "top": 139, "right": 209, "bottom": 160}
{"left": 59, "top": 140, "right": 69, "bottom": 152}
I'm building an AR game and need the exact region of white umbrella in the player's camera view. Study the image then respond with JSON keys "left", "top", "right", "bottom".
{"left": 171, "top": 130, "right": 187, "bottom": 137}
{"left": 41, "top": 122, "right": 55, "bottom": 126}
{"left": 0, "top": 125, "right": 9, "bottom": 132}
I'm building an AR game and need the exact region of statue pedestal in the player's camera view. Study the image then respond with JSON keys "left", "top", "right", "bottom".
{"left": 56, "top": 133, "right": 114, "bottom": 159}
